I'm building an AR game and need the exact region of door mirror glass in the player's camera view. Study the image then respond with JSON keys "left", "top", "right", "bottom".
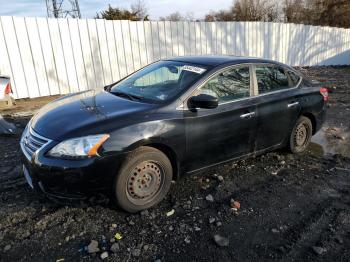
{"left": 189, "top": 94, "right": 218, "bottom": 109}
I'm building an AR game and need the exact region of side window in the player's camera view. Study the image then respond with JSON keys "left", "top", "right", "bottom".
{"left": 287, "top": 71, "right": 301, "bottom": 87}
{"left": 255, "top": 66, "right": 289, "bottom": 94}
{"left": 199, "top": 66, "right": 250, "bottom": 103}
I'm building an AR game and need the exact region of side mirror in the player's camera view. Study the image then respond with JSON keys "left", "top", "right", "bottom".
{"left": 188, "top": 94, "right": 218, "bottom": 109}
{"left": 104, "top": 84, "right": 112, "bottom": 91}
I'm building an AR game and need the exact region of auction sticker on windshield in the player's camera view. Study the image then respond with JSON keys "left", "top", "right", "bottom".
{"left": 182, "top": 65, "right": 206, "bottom": 74}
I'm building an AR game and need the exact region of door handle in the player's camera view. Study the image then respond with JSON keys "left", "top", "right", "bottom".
{"left": 287, "top": 102, "right": 299, "bottom": 108}
{"left": 240, "top": 112, "right": 255, "bottom": 119}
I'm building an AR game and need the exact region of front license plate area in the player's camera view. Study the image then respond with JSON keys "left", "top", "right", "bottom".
{"left": 23, "top": 165, "right": 34, "bottom": 189}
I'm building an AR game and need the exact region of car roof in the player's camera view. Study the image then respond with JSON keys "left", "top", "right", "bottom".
{"left": 165, "top": 55, "right": 287, "bottom": 68}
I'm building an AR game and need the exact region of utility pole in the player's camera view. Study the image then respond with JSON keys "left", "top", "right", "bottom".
{"left": 45, "top": 0, "right": 81, "bottom": 18}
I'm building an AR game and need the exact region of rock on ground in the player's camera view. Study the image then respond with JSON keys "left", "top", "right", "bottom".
{"left": 214, "top": 234, "right": 229, "bottom": 247}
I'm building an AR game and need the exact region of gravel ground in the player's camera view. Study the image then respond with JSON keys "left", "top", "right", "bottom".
{"left": 0, "top": 67, "right": 349, "bottom": 262}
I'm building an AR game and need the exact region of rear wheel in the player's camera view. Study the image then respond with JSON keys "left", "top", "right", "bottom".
{"left": 289, "top": 116, "right": 313, "bottom": 153}
{"left": 114, "top": 146, "right": 173, "bottom": 213}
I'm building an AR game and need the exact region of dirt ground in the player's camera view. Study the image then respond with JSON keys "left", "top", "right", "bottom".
{"left": 0, "top": 67, "right": 349, "bottom": 262}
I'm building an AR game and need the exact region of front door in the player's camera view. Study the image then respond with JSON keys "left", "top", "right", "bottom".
{"left": 184, "top": 65, "right": 258, "bottom": 171}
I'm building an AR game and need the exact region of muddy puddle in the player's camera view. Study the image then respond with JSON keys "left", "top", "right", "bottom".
{"left": 308, "top": 126, "right": 350, "bottom": 158}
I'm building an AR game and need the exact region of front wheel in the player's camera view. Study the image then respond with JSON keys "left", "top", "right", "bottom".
{"left": 289, "top": 116, "right": 313, "bottom": 153}
{"left": 114, "top": 146, "right": 173, "bottom": 213}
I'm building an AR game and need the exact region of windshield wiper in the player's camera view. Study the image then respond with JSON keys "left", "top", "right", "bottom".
{"left": 112, "top": 91, "right": 142, "bottom": 101}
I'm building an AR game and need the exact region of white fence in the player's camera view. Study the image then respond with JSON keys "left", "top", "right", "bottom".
{"left": 0, "top": 17, "right": 349, "bottom": 99}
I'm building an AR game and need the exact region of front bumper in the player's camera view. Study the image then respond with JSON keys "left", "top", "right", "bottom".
{"left": 20, "top": 143, "right": 127, "bottom": 200}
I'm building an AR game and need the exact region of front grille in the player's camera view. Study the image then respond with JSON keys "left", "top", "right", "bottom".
{"left": 21, "top": 126, "right": 51, "bottom": 160}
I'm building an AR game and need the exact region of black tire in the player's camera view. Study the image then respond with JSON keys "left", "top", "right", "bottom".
{"left": 289, "top": 116, "right": 313, "bottom": 154}
{"left": 114, "top": 146, "right": 173, "bottom": 213}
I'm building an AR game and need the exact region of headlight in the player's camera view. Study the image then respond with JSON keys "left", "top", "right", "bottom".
{"left": 48, "top": 134, "right": 110, "bottom": 158}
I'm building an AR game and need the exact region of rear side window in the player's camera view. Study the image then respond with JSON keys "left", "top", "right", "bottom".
{"left": 255, "top": 66, "right": 289, "bottom": 94}
{"left": 287, "top": 71, "right": 301, "bottom": 86}
{"left": 199, "top": 66, "right": 250, "bottom": 103}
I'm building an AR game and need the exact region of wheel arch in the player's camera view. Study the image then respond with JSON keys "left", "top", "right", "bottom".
{"left": 301, "top": 112, "right": 317, "bottom": 135}
{"left": 143, "top": 143, "right": 180, "bottom": 180}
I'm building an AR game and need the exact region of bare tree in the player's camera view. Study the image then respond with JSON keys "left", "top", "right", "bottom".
{"left": 283, "top": 0, "right": 307, "bottom": 23}
{"left": 96, "top": 0, "right": 149, "bottom": 20}
{"left": 160, "top": 11, "right": 186, "bottom": 21}
{"left": 131, "top": 0, "right": 149, "bottom": 20}
{"left": 232, "top": 0, "right": 279, "bottom": 21}
{"left": 282, "top": 0, "right": 350, "bottom": 28}
{"left": 184, "top": 12, "right": 195, "bottom": 21}
{"left": 204, "top": 0, "right": 279, "bottom": 22}
{"left": 308, "top": 0, "right": 350, "bottom": 28}
{"left": 213, "top": 10, "right": 235, "bottom": 21}
{"left": 95, "top": 5, "right": 139, "bottom": 20}
{"left": 204, "top": 12, "right": 216, "bottom": 22}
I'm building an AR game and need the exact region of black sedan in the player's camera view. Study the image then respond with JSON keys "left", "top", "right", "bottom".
{"left": 20, "top": 56, "right": 327, "bottom": 212}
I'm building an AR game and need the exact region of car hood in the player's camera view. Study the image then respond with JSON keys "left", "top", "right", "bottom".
{"left": 31, "top": 90, "right": 157, "bottom": 140}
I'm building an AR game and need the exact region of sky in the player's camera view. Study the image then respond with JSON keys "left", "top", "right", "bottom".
{"left": 0, "top": 0, "right": 233, "bottom": 19}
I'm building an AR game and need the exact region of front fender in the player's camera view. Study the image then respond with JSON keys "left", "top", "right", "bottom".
{"left": 103, "top": 119, "right": 186, "bottom": 161}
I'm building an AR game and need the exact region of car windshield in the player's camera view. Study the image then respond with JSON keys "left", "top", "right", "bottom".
{"left": 110, "top": 61, "right": 209, "bottom": 103}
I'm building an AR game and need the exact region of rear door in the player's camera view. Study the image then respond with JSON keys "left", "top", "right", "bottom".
{"left": 184, "top": 65, "right": 258, "bottom": 171}
{"left": 253, "top": 65, "right": 302, "bottom": 151}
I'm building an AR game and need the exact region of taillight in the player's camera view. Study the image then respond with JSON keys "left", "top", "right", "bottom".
{"left": 320, "top": 87, "right": 328, "bottom": 102}
{"left": 4, "top": 83, "right": 12, "bottom": 95}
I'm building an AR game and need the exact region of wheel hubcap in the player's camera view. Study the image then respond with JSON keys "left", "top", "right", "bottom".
{"left": 295, "top": 124, "right": 308, "bottom": 146}
{"left": 127, "top": 161, "right": 163, "bottom": 200}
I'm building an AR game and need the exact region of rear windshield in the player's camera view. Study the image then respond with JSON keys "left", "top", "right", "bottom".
{"left": 110, "top": 61, "right": 210, "bottom": 103}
